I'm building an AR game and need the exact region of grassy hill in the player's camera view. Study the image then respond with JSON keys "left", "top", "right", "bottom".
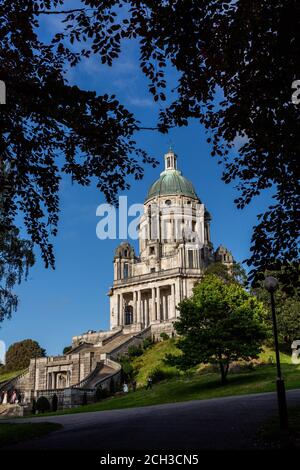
{"left": 37, "top": 339, "right": 299, "bottom": 417}
{"left": 131, "top": 338, "right": 292, "bottom": 386}
{"left": 132, "top": 338, "right": 181, "bottom": 385}
{"left": 0, "top": 369, "right": 25, "bottom": 385}
{"left": 40, "top": 358, "right": 300, "bottom": 417}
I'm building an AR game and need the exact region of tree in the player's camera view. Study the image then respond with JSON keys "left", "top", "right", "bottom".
{"left": 0, "top": 226, "right": 34, "bottom": 322}
{"left": 36, "top": 396, "right": 50, "bottom": 413}
{"left": 5, "top": 339, "right": 46, "bottom": 371}
{"left": 51, "top": 394, "right": 58, "bottom": 412}
{"left": 0, "top": 168, "right": 35, "bottom": 322}
{"left": 44, "top": 0, "right": 299, "bottom": 288}
{"left": 167, "top": 275, "right": 267, "bottom": 384}
{"left": 254, "top": 270, "right": 300, "bottom": 346}
{"left": 205, "top": 262, "right": 247, "bottom": 286}
{"left": 1, "top": 0, "right": 299, "bottom": 313}
{"left": 0, "top": 0, "right": 157, "bottom": 281}
{"left": 63, "top": 346, "right": 72, "bottom": 355}
{"left": 119, "top": 356, "right": 135, "bottom": 382}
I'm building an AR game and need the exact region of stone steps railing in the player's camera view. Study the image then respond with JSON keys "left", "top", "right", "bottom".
{"left": 0, "top": 368, "right": 29, "bottom": 393}
{"left": 90, "top": 357, "right": 121, "bottom": 390}
{"left": 107, "top": 326, "right": 152, "bottom": 359}
{"left": 71, "top": 362, "right": 104, "bottom": 389}
{"left": 101, "top": 328, "right": 123, "bottom": 346}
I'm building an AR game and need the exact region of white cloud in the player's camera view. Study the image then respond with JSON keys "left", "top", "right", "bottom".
{"left": 127, "top": 96, "right": 154, "bottom": 108}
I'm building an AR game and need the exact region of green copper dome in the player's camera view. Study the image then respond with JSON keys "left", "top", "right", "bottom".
{"left": 146, "top": 169, "right": 198, "bottom": 201}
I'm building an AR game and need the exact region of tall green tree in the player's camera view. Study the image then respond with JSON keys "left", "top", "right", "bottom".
{"left": 0, "top": 167, "right": 35, "bottom": 321}
{"left": 254, "top": 270, "right": 300, "bottom": 346}
{"left": 205, "top": 262, "right": 247, "bottom": 286}
{"left": 5, "top": 339, "right": 46, "bottom": 371}
{"left": 167, "top": 275, "right": 267, "bottom": 384}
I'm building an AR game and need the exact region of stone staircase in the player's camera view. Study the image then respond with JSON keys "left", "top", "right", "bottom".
{"left": 0, "top": 369, "right": 29, "bottom": 394}
{"left": 0, "top": 404, "right": 24, "bottom": 417}
{"left": 100, "top": 333, "right": 136, "bottom": 354}
{"left": 0, "top": 327, "right": 152, "bottom": 409}
{"left": 83, "top": 364, "right": 116, "bottom": 389}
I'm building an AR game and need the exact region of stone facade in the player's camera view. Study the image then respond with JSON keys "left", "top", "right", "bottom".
{"left": 0, "top": 148, "right": 233, "bottom": 409}
{"left": 109, "top": 149, "right": 233, "bottom": 336}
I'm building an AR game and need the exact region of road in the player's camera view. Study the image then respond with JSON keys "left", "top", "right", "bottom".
{"left": 3, "top": 390, "right": 300, "bottom": 450}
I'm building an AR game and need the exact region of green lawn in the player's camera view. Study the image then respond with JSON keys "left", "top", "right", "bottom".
{"left": 257, "top": 406, "right": 300, "bottom": 449}
{"left": 0, "top": 422, "right": 62, "bottom": 447}
{"left": 0, "top": 369, "right": 25, "bottom": 384}
{"left": 37, "top": 361, "right": 300, "bottom": 417}
{"left": 133, "top": 338, "right": 181, "bottom": 385}
{"left": 132, "top": 339, "right": 292, "bottom": 385}
{"left": 4, "top": 341, "right": 298, "bottom": 419}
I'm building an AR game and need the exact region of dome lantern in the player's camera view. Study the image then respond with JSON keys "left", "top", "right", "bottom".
{"left": 164, "top": 149, "right": 177, "bottom": 171}
{"left": 145, "top": 148, "right": 198, "bottom": 202}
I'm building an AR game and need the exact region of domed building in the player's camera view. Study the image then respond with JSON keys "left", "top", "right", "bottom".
{"left": 1, "top": 148, "right": 233, "bottom": 409}
{"left": 109, "top": 149, "right": 233, "bottom": 337}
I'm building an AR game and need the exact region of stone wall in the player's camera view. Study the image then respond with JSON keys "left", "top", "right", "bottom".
{"left": 150, "top": 321, "right": 175, "bottom": 341}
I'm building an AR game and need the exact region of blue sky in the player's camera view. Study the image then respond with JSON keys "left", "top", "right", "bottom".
{"left": 1, "top": 8, "right": 273, "bottom": 357}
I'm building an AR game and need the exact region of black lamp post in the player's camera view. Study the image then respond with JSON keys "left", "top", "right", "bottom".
{"left": 264, "top": 276, "right": 288, "bottom": 429}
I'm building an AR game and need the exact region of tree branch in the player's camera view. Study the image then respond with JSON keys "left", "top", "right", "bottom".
{"left": 36, "top": 8, "right": 93, "bottom": 15}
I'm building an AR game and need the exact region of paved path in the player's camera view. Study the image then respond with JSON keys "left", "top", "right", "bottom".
{"left": 3, "top": 390, "right": 300, "bottom": 450}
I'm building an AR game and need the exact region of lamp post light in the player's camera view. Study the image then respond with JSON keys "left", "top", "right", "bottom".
{"left": 264, "top": 276, "right": 288, "bottom": 429}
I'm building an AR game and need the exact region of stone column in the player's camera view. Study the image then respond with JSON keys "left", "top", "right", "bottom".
{"left": 157, "top": 287, "right": 161, "bottom": 321}
{"left": 151, "top": 287, "right": 156, "bottom": 323}
{"left": 137, "top": 290, "right": 141, "bottom": 324}
{"left": 117, "top": 294, "right": 120, "bottom": 326}
{"left": 120, "top": 293, "right": 124, "bottom": 326}
{"left": 161, "top": 291, "right": 166, "bottom": 320}
{"left": 142, "top": 298, "right": 145, "bottom": 326}
{"left": 133, "top": 291, "right": 137, "bottom": 323}
{"left": 145, "top": 297, "right": 149, "bottom": 326}
{"left": 164, "top": 293, "right": 168, "bottom": 320}
{"left": 171, "top": 283, "right": 176, "bottom": 318}
{"left": 175, "top": 280, "right": 181, "bottom": 316}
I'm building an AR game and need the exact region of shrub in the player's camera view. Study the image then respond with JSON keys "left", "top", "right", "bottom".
{"left": 121, "top": 360, "right": 135, "bottom": 382}
{"left": 95, "top": 386, "right": 109, "bottom": 401}
{"left": 109, "top": 378, "right": 115, "bottom": 394}
{"left": 150, "top": 367, "right": 178, "bottom": 384}
{"left": 127, "top": 345, "right": 143, "bottom": 358}
{"left": 63, "top": 346, "right": 72, "bottom": 355}
{"left": 160, "top": 332, "right": 169, "bottom": 341}
{"left": 31, "top": 398, "right": 36, "bottom": 415}
{"left": 36, "top": 396, "right": 50, "bottom": 413}
{"left": 143, "top": 338, "right": 153, "bottom": 349}
{"left": 51, "top": 394, "right": 58, "bottom": 412}
{"left": 82, "top": 392, "right": 88, "bottom": 405}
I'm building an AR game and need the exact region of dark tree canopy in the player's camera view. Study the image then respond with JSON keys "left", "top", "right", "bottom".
{"left": 0, "top": 0, "right": 157, "bottom": 271}
{"left": 205, "top": 261, "right": 247, "bottom": 286}
{"left": 254, "top": 270, "right": 300, "bottom": 345}
{"left": 0, "top": 169, "right": 35, "bottom": 322}
{"left": 167, "top": 275, "right": 267, "bottom": 383}
{"left": 5, "top": 338, "right": 46, "bottom": 371}
{"left": 47, "top": 0, "right": 299, "bottom": 287}
{"left": 0, "top": 0, "right": 299, "bottom": 321}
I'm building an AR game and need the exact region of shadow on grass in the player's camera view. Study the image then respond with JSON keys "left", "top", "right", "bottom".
{"left": 0, "top": 422, "right": 62, "bottom": 447}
